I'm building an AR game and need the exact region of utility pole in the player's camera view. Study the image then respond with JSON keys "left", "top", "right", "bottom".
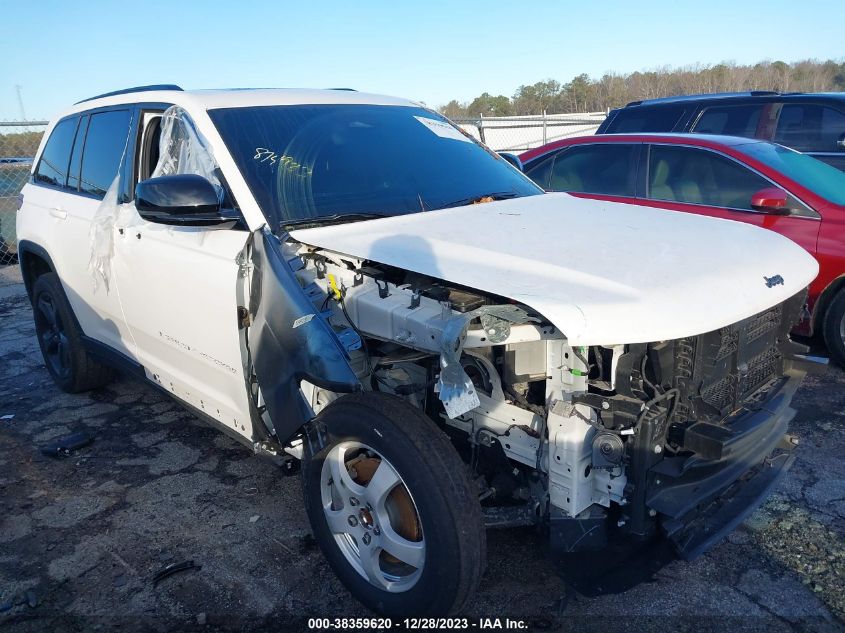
{"left": 15, "top": 85, "right": 27, "bottom": 121}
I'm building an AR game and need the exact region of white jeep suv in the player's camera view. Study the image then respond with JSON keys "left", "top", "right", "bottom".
{"left": 17, "top": 85, "right": 819, "bottom": 616}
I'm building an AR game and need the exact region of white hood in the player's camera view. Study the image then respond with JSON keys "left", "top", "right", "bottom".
{"left": 290, "top": 193, "right": 819, "bottom": 346}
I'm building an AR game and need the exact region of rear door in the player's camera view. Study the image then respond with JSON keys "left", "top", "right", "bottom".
{"left": 25, "top": 108, "right": 137, "bottom": 357}
{"left": 639, "top": 143, "right": 820, "bottom": 256}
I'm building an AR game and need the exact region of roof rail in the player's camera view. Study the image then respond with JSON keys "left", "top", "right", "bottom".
{"left": 625, "top": 90, "right": 780, "bottom": 107}
{"left": 328, "top": 87, "right": 358, "bottom": 91}
{"left": 75, "top": 84, "right": 183, "bottom": 104}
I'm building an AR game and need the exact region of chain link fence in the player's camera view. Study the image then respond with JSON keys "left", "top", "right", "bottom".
{"left": 1, "top": 121, "right": 47, "bottom": 265}
{"left": 452, "top": 112, "right": 606, "bottom": 153}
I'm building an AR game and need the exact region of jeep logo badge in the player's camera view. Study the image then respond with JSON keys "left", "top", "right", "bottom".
{"left": 764, "top": 275, "right": 784, "bottom": 288}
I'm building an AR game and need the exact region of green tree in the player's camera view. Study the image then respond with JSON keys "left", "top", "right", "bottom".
{"left": 439, "top": 58, "right": 845, "bottom": 116}
{"left": 512, "top": 80, "right": 562, "bottom": 114}
{"left": 440, "top": 100, "right": 467, "bottom": 119}
{"left": 466, "top": 93, "right": 513, "bottom": 117}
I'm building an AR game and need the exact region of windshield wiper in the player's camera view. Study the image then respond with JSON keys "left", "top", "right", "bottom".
{"left": 432, "top": 191, "right": 520, "bottom": 211}
{"left": 281, "top": 212, "right": 388, "bottom": 231}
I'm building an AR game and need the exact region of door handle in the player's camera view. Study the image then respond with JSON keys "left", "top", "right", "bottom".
{"left": 49, "top": 207, "right": 67, "bottom": 220}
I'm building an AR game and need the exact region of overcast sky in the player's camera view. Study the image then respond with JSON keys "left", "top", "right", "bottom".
{"left": 2, "top": 0, "right": 843, "bottom": 121}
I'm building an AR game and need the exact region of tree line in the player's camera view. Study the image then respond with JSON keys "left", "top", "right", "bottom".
{"left": 0, "top": 130, "right": 43, "bottom": 159}
{"left": 439, "top": 59, "right": 845, "bottom": 118}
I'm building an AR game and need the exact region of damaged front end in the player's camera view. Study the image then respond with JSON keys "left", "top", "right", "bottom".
{"left": 243, "top": 228, "right": 813, "bottom": 561}
{"left": 566, "top": 292, "right": 808, "bottom": 558}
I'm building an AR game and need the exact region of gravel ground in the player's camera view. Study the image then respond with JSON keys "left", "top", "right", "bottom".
{"left": 1, "top": 263, "right": 844, "bottom": 633}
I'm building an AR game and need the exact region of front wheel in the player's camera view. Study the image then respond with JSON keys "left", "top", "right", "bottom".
{"left": 303, "top": 392, "right": 485, "bottom": 617}
{"left": 823, "top": 289, "right": 845, "bottom": 368}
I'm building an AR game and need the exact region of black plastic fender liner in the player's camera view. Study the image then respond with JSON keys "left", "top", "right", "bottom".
{"left": 249, "top": 228, "right": 361, "bottom": 443}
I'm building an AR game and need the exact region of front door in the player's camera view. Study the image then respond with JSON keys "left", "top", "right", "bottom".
{"left": 640, "top": 143, "right": 821, "bottom": 255}
{"left": 111, "top": 109, "right": 254, "bottom": 439}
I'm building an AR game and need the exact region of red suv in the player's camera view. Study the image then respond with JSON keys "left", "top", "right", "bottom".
{"left": 520, "top": 133, "right": 845, "bottom": 365}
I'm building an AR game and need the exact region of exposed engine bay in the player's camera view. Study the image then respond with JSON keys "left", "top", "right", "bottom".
{"left": 267, "top": 234, "right": 808, "bottom": 558}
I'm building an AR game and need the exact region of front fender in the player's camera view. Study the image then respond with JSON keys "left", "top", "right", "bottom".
{"left": 248, "top": 228, "right": 360, "bottom": 443}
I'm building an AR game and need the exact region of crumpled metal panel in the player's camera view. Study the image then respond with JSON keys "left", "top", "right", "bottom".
{"left": 249, "top": 229, "right": 360, "bottom": 442}
{"left": 438, "top": 304, "right": 538, "bottom": 418}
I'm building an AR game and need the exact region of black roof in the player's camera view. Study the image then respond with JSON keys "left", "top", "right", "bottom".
{"left": 75, "top": 84, "right": 183, "bottom": 104}
{"left": 625, "top": 90, "right": 845, "bottom": 108}
{"left": 622, "top": 91, "right": 845, "bottom": 109}
{"left": 625, "top": 91, "right": 782, "bottom": 107}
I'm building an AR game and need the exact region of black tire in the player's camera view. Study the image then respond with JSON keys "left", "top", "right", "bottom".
{"left": 303, "top": 392, "right": 485, "bottom": 617}
{"left": 823, "top": 290, "right": 845, "bottom": 368}
{"left": 31, "top": 273, "right": 114, "bottom": 392}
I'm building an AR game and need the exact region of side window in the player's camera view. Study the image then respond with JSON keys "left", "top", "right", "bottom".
{"left": 692, "top": 104, "right": 764, "bottom": 138}
{"left": 79, "top": 109, "right": 132, "bottom": 198}
{"left": 524, "top": 155, "right": 553, "bottom": 190}
{"left": 67, "top": 115, "right": 89, "bottom": 191}
{"left": 774, "top": 104, "right": 845, "bottom": 152}
{"left": 136, "top": 114, "right": 164, "bottom": 184}
{"left": 34, "top": 116, "right": 79, "bottom": 187}
{"left": 548, "top": 144, "right": 637, "bottom": 196}
{"left": 647, "top": 145, "right": 771, "bottom": 210}
{"left": 607, "top": 106, "right": 686, "bottom": 133}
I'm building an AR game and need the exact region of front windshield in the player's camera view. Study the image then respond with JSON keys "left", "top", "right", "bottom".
{"left": 742, "top": 142, "right": 845, "bottom": 206}
{"left": 208, "top": 104, "right": 542, "bottom": 228}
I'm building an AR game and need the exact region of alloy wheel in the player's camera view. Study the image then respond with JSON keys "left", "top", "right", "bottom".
{"left": 34, "top": 293, "right": 71, "bottom": 380}
{"left": 320, "top": 441, "right": 425, "bottom": 592}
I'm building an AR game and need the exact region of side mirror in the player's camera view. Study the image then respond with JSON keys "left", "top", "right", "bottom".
{"left": 499, "top": 152, "right": 524, "bottom": 172}
{"left": 135, "top": 174, "right": 232, "bottom": 226}
{"left": 751, "top": 187, "right": 790, "bottom": 215}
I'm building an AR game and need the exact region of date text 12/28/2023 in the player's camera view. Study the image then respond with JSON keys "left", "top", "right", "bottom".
{"left": 307, "top": 617, "right": 529, "bottom": 630}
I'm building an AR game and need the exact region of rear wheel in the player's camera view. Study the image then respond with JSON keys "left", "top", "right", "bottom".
{"left": 823, "top": 290, "right": 845, "bottom": 368}
{"left": 303, "top": 392, "right": 485, "bottom": 616}
{"left": 31, "top": 273, "right": 114, "bottom": 392}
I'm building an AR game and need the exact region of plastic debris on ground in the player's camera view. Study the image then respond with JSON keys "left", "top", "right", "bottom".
{"left": 40, "top": 431, "right": 94, "bottom": 458}
{"left": 152, "top": 560, "right": 202, "bottom": 586}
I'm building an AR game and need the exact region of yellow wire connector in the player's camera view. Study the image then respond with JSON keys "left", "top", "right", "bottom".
{"left": 327, "top": 274, "right": 342, "bottom": 300}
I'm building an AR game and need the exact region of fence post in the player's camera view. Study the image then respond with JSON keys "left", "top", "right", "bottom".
{"left": 478, "top": 113, "right": 485, "bottom": 144}
{"left": 542, "top": 110, "right": 547, "bottom": 145}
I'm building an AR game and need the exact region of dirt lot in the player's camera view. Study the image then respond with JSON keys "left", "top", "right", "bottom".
{"left": 1, "top": 263, "right": 844, "bottom": 632}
